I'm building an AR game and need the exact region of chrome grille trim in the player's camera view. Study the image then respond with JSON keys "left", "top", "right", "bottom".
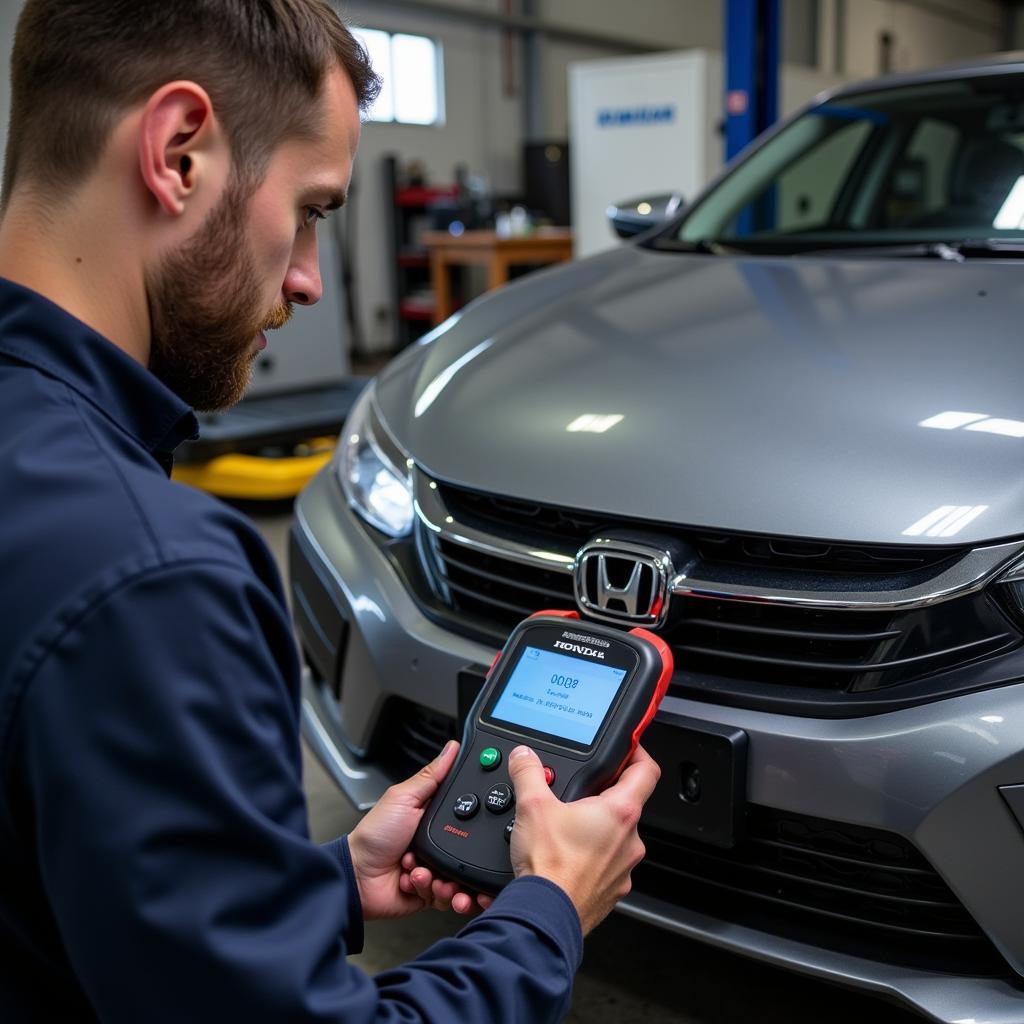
{"left": 414, "top": 468, "right": 1024, "bottom": 610}
{"left": 415, "top": 468, "right": 575, "bottom": 570}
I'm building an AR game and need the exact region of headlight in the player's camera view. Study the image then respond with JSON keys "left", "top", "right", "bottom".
{"left": 995, "top": 556, "right": 1024, "bottom": 626}
{"left": 337, "top": 384, "right": 414, "bottom": 537}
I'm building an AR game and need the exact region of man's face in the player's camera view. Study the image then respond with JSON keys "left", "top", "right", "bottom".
{"left": 148, "top": 67, "right": 360, "bottom": 412}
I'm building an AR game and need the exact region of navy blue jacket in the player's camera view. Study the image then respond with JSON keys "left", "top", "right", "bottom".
{"left": 0, "top": 277, "right": 582, "bottom": 1022}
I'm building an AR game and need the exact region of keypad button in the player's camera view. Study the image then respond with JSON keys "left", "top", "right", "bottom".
{"left": 543, "top": 766, "right": 555, "bottom": 786}
{"left": 453, "top": 793, "right": 479, "bottom": 819}
{"left": 479, "top": 747, "right": 501, "bottom": 771}
{"left": 504, "top": 818, "right": 515, "bottom": 843}
{"left": 485, "top": 783, "right": 515, "bottom": 814}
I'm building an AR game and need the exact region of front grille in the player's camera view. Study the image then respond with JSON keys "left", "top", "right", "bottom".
{"left": 374, "top": 698, "right": 456, "bottom": 782}
{"left": 634, "top": 806, "right": 1010, "bottom": 976}
{"left": 432, "top": 537, "right": 576, "bottom": 622}
{"left": 416, "top": 519, "right": 1019, "bottom": 699}
{"left": 666, "top": 593, "right": 1013, "bottom": 692}
{"left": 441, "top": 484, "right": 963, "bottom": 575}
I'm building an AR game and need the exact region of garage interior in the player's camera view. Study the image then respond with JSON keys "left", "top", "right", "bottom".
{"left": 7, "top": 0, "right": 1024, "bottom": 1020}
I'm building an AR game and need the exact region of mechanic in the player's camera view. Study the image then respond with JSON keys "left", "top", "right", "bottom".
{"left": 0, "top": 2, "right": 661, "bottom": 1022}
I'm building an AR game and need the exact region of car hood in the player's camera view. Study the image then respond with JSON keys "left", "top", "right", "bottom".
{"left": 375, "top": 245, "right": 1024, "bottom": 547}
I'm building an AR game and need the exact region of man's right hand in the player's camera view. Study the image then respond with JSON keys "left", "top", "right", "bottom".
{"left": 506, "top": 744, "right": 661, "bottom": 935}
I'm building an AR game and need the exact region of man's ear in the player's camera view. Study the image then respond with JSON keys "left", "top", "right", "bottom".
{"left": 138, "top": 81, "right": 225, "bottom": 217}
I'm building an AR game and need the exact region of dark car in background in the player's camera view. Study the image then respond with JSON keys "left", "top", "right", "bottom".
{"left": 290, "top": 55, "right": 1024, "bottom": 1021}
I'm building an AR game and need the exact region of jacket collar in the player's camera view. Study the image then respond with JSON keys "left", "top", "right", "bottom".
{"left": 0, "top": 276, "right": 198, "bottom": 461}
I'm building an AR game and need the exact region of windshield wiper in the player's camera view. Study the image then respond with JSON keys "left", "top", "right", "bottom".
{"left": 942, "top": 239, "right": 1024, "bottom": 259}
{"left": 869, "top": 240, "right": 1024, "bottom": 261}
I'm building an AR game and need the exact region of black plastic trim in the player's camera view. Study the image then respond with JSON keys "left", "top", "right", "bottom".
{"left": 634, "top": 804, "right": 1013, "bottom": 976}
{"left": 288, "top": 525, "right": 350, "bottom": 694}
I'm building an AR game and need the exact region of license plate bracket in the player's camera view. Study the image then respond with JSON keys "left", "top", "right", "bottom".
{"left": 639, "top": 711, "right": 748, "bottom": 848}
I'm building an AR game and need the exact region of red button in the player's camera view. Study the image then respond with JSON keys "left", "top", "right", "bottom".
{"left": 543, "top": 766, "right": 555, "bottom": 786}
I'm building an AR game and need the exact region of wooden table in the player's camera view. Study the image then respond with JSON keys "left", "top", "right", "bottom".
{"left": 422, "top": 228, "right": 574, "bottom": 325}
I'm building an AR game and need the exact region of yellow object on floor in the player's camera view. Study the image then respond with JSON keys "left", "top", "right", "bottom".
{"left": 173, "top": 438, "right": 336, "bottom": 500}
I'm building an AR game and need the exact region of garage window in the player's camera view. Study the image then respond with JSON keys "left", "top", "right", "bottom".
{"left": 351, "top": 28, "right": 444, "bottom": 126}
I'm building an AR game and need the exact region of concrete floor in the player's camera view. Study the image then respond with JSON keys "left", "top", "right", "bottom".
{"left": 253, "top": 507, "right": 920, "bottom": 1024}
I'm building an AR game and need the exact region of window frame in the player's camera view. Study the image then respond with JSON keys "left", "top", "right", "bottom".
{"left": 351, "top": 26, "right": 445, "bottom": 127}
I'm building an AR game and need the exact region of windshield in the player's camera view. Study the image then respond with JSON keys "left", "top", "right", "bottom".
{"left": 665, "top": 74, "right": 1024, "bottom": 254}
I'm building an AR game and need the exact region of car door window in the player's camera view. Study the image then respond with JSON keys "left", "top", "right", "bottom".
{"left": 773, "top": 119, "right": 874, "bottom": 232}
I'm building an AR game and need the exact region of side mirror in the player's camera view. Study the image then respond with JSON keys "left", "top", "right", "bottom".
{"left": 606, "top": 193, "right": 684, "bottom": 239}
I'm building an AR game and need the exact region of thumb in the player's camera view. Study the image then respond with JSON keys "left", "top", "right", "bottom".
{"left": 396, "top": 739, "right": 459, "bottom": 806}
{"left": 507, "top": 745, "right": 548, "bottom": 802}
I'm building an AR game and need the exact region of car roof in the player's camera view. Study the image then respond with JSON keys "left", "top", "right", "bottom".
{"left": 824, "top": 51, "right": 1024, "bottom": 103}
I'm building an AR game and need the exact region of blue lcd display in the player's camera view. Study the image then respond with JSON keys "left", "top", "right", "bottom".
{"left": 489, "top": 646, "right": 628, "bottom": 746}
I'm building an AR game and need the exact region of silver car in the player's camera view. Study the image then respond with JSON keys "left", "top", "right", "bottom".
{"left": 290, "top": 55, "right": 1024, "bottom": 1022}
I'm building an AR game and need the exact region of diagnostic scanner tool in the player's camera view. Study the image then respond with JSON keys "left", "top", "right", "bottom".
{"left": 412, "top": 611, "right": 673, "bottom": 894}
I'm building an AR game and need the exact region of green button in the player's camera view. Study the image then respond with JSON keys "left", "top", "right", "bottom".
{"left": 479, "top": 747, "right": 501, "bottom": 770}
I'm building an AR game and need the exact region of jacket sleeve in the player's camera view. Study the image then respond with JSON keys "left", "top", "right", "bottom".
{"left": 16, "top": 560, "right": 582, "bottom": 1023}
{"left": 321, "top": 835, "right": 366, "bottom": 954}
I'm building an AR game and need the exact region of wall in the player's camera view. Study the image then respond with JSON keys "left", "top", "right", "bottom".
{"left": 817, "top": 0, "right": 1002, "bottom": 78}
{"left": 534, "top": 0, "right": 823, "bottom": 140}
{"left": 784, "top": 0, "right": 819, "bottom": 68}
{"left": 537, "top": 0, "right": 722, "bottom": 138}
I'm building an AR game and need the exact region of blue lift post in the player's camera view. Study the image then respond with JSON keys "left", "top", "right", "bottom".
{"left": 725, "top": 0, "right": 781, "bottom": 235}
{"left": 725, "top": 0, "right": 781, "bottom": 159}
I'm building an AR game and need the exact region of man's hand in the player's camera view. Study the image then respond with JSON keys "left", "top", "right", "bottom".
{"left": 507, "top": 744, "right": 661, "bottom": 935}
{"left": 346, "top": 740, "right": 494, "bottom": 920}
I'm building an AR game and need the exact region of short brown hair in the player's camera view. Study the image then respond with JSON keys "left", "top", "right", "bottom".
{"left": 2, "top": 0, "right": 380, "bottom": 204}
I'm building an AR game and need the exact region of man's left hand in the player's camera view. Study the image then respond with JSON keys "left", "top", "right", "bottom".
{"left": 346, "top": 740, "right": 495, "bottom": 919}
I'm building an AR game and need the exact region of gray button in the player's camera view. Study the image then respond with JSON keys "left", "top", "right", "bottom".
{"left": 453, "top": 793, "right": 479, "bottom": 819}
{"left": 485, "top": 783, "right": 514, "bottom": 814}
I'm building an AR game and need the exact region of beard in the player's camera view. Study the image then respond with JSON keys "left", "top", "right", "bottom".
{"left": 146, "top": 184, "right": 292, "bottom": 412}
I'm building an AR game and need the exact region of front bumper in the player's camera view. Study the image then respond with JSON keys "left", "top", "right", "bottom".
{"left": 291, "top": 465, "right": 1024, "bottom": 1022}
